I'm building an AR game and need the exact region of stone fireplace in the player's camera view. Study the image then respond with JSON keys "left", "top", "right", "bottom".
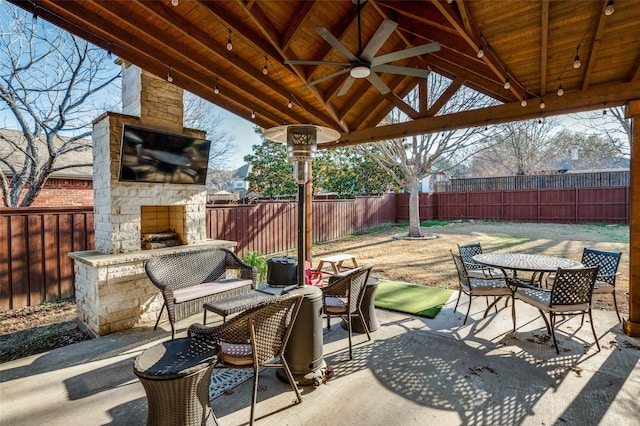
{"left": 69, "top": 62, "right": 234, "bottom": 335}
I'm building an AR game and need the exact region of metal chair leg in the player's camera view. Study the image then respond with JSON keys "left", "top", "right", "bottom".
{"left": 588, "top": 310, "right": 601, "bottom": 351}
{"left": 612, "top": 291, "right": 621, "bottom": 322}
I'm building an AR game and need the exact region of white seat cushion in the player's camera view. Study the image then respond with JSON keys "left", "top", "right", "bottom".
{"left": 465, "top": 278, "right": 511, "bottom": 296}
{"left": 173, "top": 279, "right": 253, "bottom": 303}
{"left": 324, "top": 296, "right": 348, "bottom": 314}
{"left": 516, "top": 287, "right": 589, "bottom": 312}
{"left": 592, "top": 280, "right": 614, "bottom": 294}
{"left": 220, "top": 341, "right": 253, "bottom": 366}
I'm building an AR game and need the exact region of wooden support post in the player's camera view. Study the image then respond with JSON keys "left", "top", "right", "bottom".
{"left": 306, "top": 164, "right": 313, "bottom": 264}
{"left": 624, "top": 99, "right": 640, "bottom": 337}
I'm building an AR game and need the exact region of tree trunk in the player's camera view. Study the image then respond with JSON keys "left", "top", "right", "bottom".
{"left": 408, "top": 177, "right": 421, "bottom": 237}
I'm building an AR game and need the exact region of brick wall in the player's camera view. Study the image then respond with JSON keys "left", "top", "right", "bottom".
{"left": 29, "top": 179, "right": 93, "bottom": 207}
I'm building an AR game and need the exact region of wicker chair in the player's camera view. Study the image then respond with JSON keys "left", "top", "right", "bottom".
{"left": 188, "top": 294, "right": 304, "bottom": 426}
{"left": 451, "top": 252, "right": 512, "bottom": 325}
{"left": 515, "top": 266, "right": 600, "bottom": 354}
{"left": 145, "top": 248, "right": 257, "bottom": 339}
{"left": 321, "top": 265, "right": 373, "bottom": 360}
{"left": 545, "top": 248, "right": 622, "bottom": 321}
{"left": 457, "top": 242, "right": 510, "bottom": 279}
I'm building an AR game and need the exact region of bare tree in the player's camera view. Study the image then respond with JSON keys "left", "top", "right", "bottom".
{"left": 469, "top": 117, "right": 559, "bottom": 176}
{"left": 183, "top": 93, "right": 236, "bottom": 170}
{"left": 0, "top": 3, "right": 120, "bottom": 207}
{"left": 577, "top": 107, "right": 630, "bottom": 157}
{"left": 363, "top": 73, "right": 495, "bottom": 237}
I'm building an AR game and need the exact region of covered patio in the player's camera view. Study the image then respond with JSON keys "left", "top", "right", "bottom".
{"left": 1, "top": 295, "right": 638, "bottom": 425}
{"left": 11, "top": 0, "right": 640, "bottom": 337}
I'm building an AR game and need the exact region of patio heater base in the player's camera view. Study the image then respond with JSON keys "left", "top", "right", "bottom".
{"left": 277, "top": 285, "right": 327, "bottom": 386}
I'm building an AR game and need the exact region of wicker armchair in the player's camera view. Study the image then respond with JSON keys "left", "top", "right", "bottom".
{"left": 452, "top": 252, "right": 512, "bottom": 325}
{"left": 321, "top": 265, "right": 373, "bottom": 360}
{"left": 515, "top": 266, "right": 600, "bottom": 353}
{"left": 145, "top": 248, "right": 257, "bottom": 339}
{"left": 188, "top": 294, "right": 304, "bottom": 426}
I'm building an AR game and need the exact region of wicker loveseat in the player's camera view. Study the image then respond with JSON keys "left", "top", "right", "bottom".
{"left": 145, "top": 247, "right": 257, "bottom": 339}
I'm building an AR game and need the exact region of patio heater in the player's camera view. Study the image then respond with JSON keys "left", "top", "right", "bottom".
{"left": 264, "top": 124, "right": 340, "bottom": 385}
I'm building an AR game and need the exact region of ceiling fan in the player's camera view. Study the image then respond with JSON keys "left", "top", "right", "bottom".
{"left": 285, "top": 0, "right": 440, "bottom": 96}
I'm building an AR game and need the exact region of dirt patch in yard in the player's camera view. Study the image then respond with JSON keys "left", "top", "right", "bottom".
{"left": 0, "top": 221, "right": 629, "bottom": 362}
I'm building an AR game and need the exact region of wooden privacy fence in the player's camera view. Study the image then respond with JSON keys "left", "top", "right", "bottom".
{"left": 395, "top": 187, "right": 629, "bottom": 223}
{"left": 0, "top": 207, "right": 94, "bottom": 310}
{"left": 433, "top": 171, "right": 630, "bottom": 192}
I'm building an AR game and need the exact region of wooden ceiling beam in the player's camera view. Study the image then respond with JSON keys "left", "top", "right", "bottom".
{"left": 630, "top": 53, "right": 640, "bottom": 82}
{"left": 427, "top": 56, "right": 511, "bottom": 103}
{"left": 581, "top": 0, "right": 609, "bottom": 90}
{"left": 384, "top": 92, "right": 419, "bottom": 120}
{"left": 281, "top": 1, "right": 317, "bottom": 52}
{"left": 430, "top": 0, "right": 525, "bottom": 101}
{"left": 540, "top": 0, "right": 549, "bottom": 96}
{"left": 419, "top": 76, "right": 465, "bottom": 118}
{"left": 419, "top": 79, "right": 428, "bottom": 114}
{"left": 328, "top": 80, "right": 640, "bottom": 147}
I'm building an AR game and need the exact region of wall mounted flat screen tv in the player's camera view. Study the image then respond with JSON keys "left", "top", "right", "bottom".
{"left": 119, "top": 124, "right": 211, "bottom": 184}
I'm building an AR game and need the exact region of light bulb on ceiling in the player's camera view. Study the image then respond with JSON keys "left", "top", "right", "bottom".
{"left": 251, "top": 110, "right": 255, "bottom": 119}
{"left": 477, "top": 46, "right": 484, "bottom": 59}
{"left": 171, "top": 0, "right": 179, "bottom": 6}
{"left": 540, "top": 99, "right": 546, "bottom": 109}
{"left": 214, "top": 85, "right": 219, "bottom": 94}
{"left": 447, "top": 0, "right": 453, "bottom": 3}
{"left": 573, "top": 55, "right": 581, "bottom": 69}
{"left": 604, "top": 0, "right": 614, "bottom": 16}
{"left": 557, "top": 85, "right": 564, "bottom": 96}
{"left": 521, "top": 99, "right": 528, "bottom": 107}
{"left": 287, "top": 98, "right": 293, "bottom": 109}
{"left": 503, "top": 79, "right": 510, "bottom": 90}
{"left": 226, "top": 30, "right": 233, "bottom": 51}
{"left": 263, "top": 64, "right": 268, "bottom": 75}
{"left": 167, "top": 65, "right": 173, "bottom": 83}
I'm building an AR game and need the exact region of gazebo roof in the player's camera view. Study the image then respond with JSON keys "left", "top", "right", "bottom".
{"left": 11, "top": 0, "right": 640, "bottom": 147}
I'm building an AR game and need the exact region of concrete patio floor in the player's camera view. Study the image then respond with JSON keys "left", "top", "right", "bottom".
{"left": 1, "top": 292, "right": 639, "bottom": 426}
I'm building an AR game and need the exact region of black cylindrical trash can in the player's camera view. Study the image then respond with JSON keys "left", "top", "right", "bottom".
{"left": 277, "top": 285, "right": 326, "bottom": 386}
{"left": 267, "top": 256, "right": 298, "bottom": 287}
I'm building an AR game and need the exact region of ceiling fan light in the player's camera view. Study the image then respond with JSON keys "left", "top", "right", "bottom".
{"left": 350, "top": 65, "right": 370, "bottom": 79}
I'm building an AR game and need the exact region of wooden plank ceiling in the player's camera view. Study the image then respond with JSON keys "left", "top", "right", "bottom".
{"left": 11, "top": 0, "right": 640, "bottom": 147}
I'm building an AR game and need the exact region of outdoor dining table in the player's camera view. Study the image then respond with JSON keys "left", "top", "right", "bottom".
{"left": 472, "top": 253, "right": 583, "bottom": 287}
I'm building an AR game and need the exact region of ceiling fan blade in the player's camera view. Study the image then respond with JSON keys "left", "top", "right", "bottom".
{"left": 366, "top": 73, "right": 391, "bottom": 95}
{"left": 285, "top": 60, "right": 350, "bottom": 67}
{"left": 371, "top": 42, "right": 441, "bottom": 67}
{"left": 315, "top": 26, "right": 359, "bottom": 62}
{"left": 361, "top": 19, "right": 398, "bottom": 62}
{"left": 302, "top": 68, "right": 351, "bottom": 88}
{"left": 372, "top": 64, "right": 429, "bottom": 78}
{"left": 337, "top": 76, "right": 356, "bottom": 97}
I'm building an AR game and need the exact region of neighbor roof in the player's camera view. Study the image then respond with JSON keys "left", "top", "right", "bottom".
{"left": 0, "top": 128, "right": 93, "bottom": 180}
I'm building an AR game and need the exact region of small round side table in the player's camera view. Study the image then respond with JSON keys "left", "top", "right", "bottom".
{"left": 133, "top": 337, "right": 219, "bottom": 426}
